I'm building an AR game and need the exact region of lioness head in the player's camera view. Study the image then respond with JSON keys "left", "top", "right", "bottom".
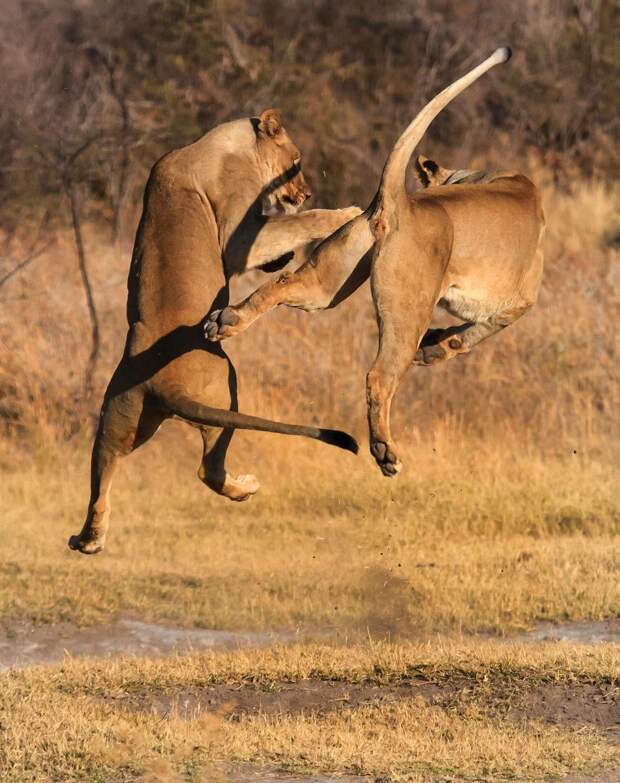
{"left": 415, "top": 154, "right": 484, "bottom": 188}
{"left": 254, "top": 108, "right": 312, "bottom": 214}
{"left": 415, "top": 155, "right": 454, "bottom": 188}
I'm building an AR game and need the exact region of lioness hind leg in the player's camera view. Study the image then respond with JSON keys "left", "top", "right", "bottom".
{"left": 414, "top": 303, "right": 532, "bottom": 366}
{"left": 366, "top": 207, "right": 449, "bottom": 477}
{"left": 367, "top": 309, "right": 437, "bottom": 478}
{"left": 367, "top": 282, "right": 441, "bottom": 475}
{"left": 69, "top": 391, "right": 165, "bottom": 555}
{"left": 198, "top": 425, "right": 259, "bottom": 502}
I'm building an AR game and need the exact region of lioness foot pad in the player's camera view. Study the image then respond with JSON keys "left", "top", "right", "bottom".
{"left": 204, "top": 307, "right": 241, "bottom": 341}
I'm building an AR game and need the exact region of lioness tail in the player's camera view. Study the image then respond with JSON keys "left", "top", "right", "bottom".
{"left": 164, "top": 395, "right": 358, "bottom": 454}
{"left": 377, "top": 47, "right": 511, "bottom": 205}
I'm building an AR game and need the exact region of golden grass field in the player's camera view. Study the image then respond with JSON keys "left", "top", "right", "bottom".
{"left": 0, "top": 175, "right": 618, "bottom": 781}
{"left": 2, "top": 640, "right": 619, "bottom": 782}
{"left": 1, "top": 427, "right": 619, "bottom": 782}
{"left": 1, "top": 430, "right": 619, "bottom": 635}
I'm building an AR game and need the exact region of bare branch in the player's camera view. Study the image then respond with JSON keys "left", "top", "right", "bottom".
{"left": 0, "top": 243, "right": 51, "bottom": 290}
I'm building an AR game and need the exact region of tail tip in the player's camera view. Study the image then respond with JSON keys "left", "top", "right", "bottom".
{"left": 496, "top": 46, "right": 512, "bottom": 63}
{"left": 321, "top": 429, "right": 359, "bottom": 455}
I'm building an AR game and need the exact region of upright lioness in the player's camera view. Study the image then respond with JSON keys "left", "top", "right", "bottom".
{"left": 206, "top": 49, "right": 545, "bottom": 477}
{"left": 69, "top": 109, "right": 360, "bottom": 555}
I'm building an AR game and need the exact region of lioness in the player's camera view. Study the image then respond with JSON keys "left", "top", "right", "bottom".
{"left": 69, "top": 109, "right": 360, "bottom": 555}
{"left": 206, "top": 49, "right": 545, "bottom": 477}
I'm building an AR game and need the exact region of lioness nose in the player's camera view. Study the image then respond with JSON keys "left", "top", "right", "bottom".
{"left": 302, "top": 185, "right": 312, "bottom": 201}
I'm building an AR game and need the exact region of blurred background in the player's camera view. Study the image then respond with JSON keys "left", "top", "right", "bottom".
{"left": 0, "top": 0, "right": 617, "bottom": 457}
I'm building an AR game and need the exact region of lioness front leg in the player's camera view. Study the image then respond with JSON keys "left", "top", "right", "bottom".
{"left": 205, "top": 264, "right": 327, "bottom": 341}
{"left": 234, "top": 206, "right": 363, "bottom": 272}
{"left": 206, "top": 210, "right": 375, "bottom": 341}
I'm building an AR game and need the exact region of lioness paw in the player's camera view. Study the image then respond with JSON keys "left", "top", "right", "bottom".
{"left": 68, "top": 533, "right": 105, "bottom": 555}
{"left": 204, "top": 307, "right": 241, "bottom": 341}
{"left": 414, "top": 334, "right": 467, "bottom": 366}
{"left": 222, "top": 473, "right": 260, "bottom": 502}
{"left": 414, "top": 343, "right": 447, "bottom": 366}
{"left": 370, "top": 440, "right": 402, "bottom": 478}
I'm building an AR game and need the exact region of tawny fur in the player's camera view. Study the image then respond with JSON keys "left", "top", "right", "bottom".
{"left": 206, "top": 49, "right": 545, "bottom": 477}
{"left": 69, "top": 109, "right": 360, "bottom": 555}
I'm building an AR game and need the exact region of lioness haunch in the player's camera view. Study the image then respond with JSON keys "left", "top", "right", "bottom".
{"left": 207, "top": 48, "right": 545, "bottom": 478}
{"left": 69, "top": 109, "right": 361, "bottom": 555}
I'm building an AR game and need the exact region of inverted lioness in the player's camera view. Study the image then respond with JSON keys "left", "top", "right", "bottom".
{"left": 69, "top": 109, "right": 360, "bottom": 555}
{"left": 206, "top": 49, "right": 545, "bottom": 477}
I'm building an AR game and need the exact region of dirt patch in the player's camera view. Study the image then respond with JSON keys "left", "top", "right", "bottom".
{"left": 107, "top": 677, "right": 619, "bottom": 738}
{"left": 228, "top": 774, "right": 620, "bottom": 783}
{"left": 508, "top": 681, "right": 619, "bottom": 735}
{"left": 226, "top": 769, "right": 620, "bottom": 783}
{"left": 0, "top": 619, "right": 288, "bottom": 669}
{"left": 107, "top": 679, "right": 440, "bottom": 719}
{"left": 1, "top": 616, "right": 617, "bottom": 671}
{"left": 227, "top": 773, "right": 365, "bottom": 783}
{"left": 521, "top": 619, "right": 620, "bottom": 644}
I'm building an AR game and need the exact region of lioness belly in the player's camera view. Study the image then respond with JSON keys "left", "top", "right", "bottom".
{"left": 439, "top": 285, "right": 520, "bottom": 322}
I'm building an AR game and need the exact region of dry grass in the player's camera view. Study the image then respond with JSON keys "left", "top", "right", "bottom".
{"left": 1, "top": 428, "right": 618, "bottom": 635}
{"left": 1, "top": 641, "right": 618, "bottom": 782}
{"left": 43, "top": 637, "right": 620, "bottom": 690}
{"left": 223, "top": 702, "right": 615, "bottom": 783}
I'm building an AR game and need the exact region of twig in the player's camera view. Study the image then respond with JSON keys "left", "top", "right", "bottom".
{"left": 0, "top": 243, "right": 51, "bottom": 291}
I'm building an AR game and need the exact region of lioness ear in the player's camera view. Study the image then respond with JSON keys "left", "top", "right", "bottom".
{"left": 258, "top": 108, "right": 283, "bottom": 138}
{"left": 415, "top": 154, "right": 438, "bottom": 187}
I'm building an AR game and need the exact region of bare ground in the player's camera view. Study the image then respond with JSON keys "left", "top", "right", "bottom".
{"left": 2, "top": 617, "right": 617, "bottom": 670}
{"left": 104, "top": 674, "right": 620, "bottom": 740}
{"left": 0, "top": 618, "right": 288, "bottom": 670}
{"left": 229, "top": 773, "right": 620, "bottom": 783}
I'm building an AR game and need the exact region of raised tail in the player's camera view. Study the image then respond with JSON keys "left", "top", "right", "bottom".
{"left": 376, "top": 47, "right": 511, "bottom": 206}
{"left": 165, "top": 395, "right": 358, "bottom": 454}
